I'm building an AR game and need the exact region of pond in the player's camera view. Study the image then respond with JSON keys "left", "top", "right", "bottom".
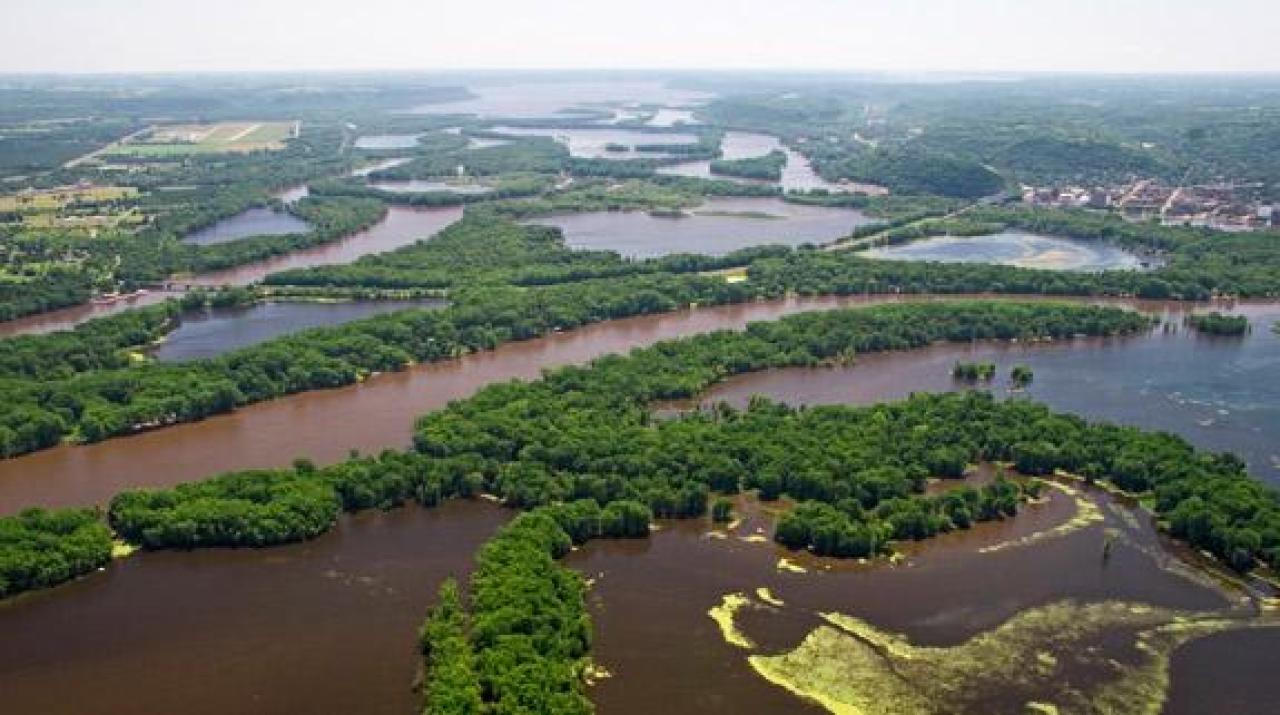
{"left": 353, "top": 134, "right": 422, "bottom": 150}
{"left": 861, "top": 230, "right": 1148, "bottom": 272}
{"left": 526, "top": 197, "right": 874, "bottom": 258}
{"left": 647, "top": 107, "right": 699, "bottom": 126}
{"left": 152, "top": 299, "right": 447, "bottom": 362}
{"left": 182, "top": 207, "right": 312, "bottom": 246}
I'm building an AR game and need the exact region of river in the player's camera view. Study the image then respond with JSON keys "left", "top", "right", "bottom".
{"left": 0, "top": 295, "right": 1276, "bottom": 714}
{"left": 0, "top": 500, "right": 509, "bottom": 715}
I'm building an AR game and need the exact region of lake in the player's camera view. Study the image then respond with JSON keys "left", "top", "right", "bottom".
{"left": 488, "top": 125, "right": 700, "bottom": 159}
{"left": 366, "top": 179, "right": 493, "bottom": 195}
{"left": 408, "top": 79, "right": 713, "bottom": 119}
{"left": 152, "top": 299, "right": 447, "bottom": 362}
{"left": 526, "top": 197, "right": 875, "bottom": 258}
{"left": 182, "top": 207, "right": 312, "bottom": 246}
{"left": 862, "top": 230, "right": 1148, "bottom": 271}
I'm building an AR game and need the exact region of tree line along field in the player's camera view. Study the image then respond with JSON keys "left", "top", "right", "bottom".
{"left": 102, "top": 121, "right": 299, "bottom": 157}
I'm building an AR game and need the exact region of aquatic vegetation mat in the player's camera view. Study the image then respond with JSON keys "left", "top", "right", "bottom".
{"left": 730, "top": 597, "right": 1265, "bottom": 715}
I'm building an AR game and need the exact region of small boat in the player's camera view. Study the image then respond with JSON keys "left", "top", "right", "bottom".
{"left": 92, "top": 292, "right": 121, "bottom": 305}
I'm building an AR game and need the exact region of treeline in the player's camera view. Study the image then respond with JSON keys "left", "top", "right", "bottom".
{"left": 0, "top": 267, "right": 754, "bottom": 458}
{"left": 0, "top": 302, "right": 178, "bottom": 380}
{"left": 1185, "top": 312, "right": 1250, "bottom": 336}
{"left": 9, "top": 301, "right": 1278, "bottom": 623}
{"left": 813, "top": 145, "right": 1006, "bottom": 198}
{"left": 0, "top": 507, "right": 112, "bottom": 598}
{"left": 265, "top": 210, "right": 786, "bottom": 291}
{"left": 838, "top": 204, "right": 1280, "bottom": 298}
{"left": 710, "top": 150, "right": 787, "bottom": 181}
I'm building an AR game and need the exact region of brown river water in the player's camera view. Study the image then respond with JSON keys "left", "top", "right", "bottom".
{"left": 1, "top": 294, "right": 1277, "bottom": 714}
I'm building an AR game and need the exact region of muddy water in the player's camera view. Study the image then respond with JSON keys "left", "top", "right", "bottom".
{"left": 0, "top": 290, "right": 181, "bottom": 338}
{"left": 3, "top": 295, "right": 1268, "bottom": 514}
{"left": 568, "top": 478, "right": 1271, "bottom": 714}
{"left": 0, "top": 500, "right": 509, "bottom": 715}
{"left": 2, "top": 295, "right": 1277, "bottom": 714}
{"left": 0, "top": 294, "right": 909, "bottom": 513}
{"left": 528, "top": 197, "right": 874, "bottom": 258}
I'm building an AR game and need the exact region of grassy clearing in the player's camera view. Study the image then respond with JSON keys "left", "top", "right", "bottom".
{"left": 0, "top": 185, "right": 137, "bottom": 212}
{"left": 104, "top": 121, "right": 296, "bottom": 156}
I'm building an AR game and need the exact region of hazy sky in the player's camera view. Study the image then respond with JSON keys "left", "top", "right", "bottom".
{"left": 3, "top": 0, "right": 1278, "bottom": 74}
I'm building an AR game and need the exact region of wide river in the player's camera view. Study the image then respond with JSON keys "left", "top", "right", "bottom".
{"left": 0, "top": 295, "right": 1275, "bottom": 714}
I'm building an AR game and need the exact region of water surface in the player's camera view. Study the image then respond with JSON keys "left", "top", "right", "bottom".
{"left": 0, "top": 501, "right": 508, "bottom": 715}
{"left": 409, "top": 80, "right": 712, "bottom": 119}
{"left": 489, "top": 125, "right": 699, "bottom": 159}
{"left": 863, "top": 230, "right": 1146, "bottom": 271}
{"left": 694, "top": 304, "right": 1280, "bottom": 484}
{"left": 527, "top": 197, "right": 873, "bottom": 258}
{"left": 353, "top": 134, "right": 422, "bottom": 150}
{"left": 153, "top": 300, "right": 447, "bottom": 362}
{"left": 657, "top": 132, "right": 879, "bottom": 194}
{"left": 367, "top": 179, "right": 493, "bottom": 195}
{"left": 182, "top": 207, "right": 312, "bottom": 246}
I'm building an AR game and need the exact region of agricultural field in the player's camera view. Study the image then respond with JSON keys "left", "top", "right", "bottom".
{"left": 0, "top": 184, "right": 137, "bottom": 212}
{"left": 0, "top": 184, "right": 143, "bottom": 231}
{"left": 103, "top": 121, "right": 299, "bottom": 156}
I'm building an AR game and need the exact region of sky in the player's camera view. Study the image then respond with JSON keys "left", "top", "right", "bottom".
{"left": 3, "top": 0, "right": 1278, "bottom": 75}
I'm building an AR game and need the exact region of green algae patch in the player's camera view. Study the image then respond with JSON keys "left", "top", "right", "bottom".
{"left": 979, "top": 481, "right": 1103, "bottom": 554}
{"left": 776, "top": 557, "right": 808, "bottom": 574}
{"left": 583, "top": 662, "right": 613, "bottom": 686}
{"left": 709, "top": 593, "right": 756, "bottom": 649}
{"left": 746, "top": 600, "right": 1258, "bottom": 715}
{"left": 111, "top": 539, "right": 138, "bottom": 558}
{"left": 757, "top": 587, "right": 785, "bottom": 607}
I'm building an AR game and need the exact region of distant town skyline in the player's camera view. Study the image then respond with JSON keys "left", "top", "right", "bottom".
{"left": 3, "top": 0, "right": 1279, "bottom": 75}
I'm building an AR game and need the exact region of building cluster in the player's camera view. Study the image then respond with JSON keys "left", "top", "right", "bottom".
{"left": 1022, "top": 179, "right": 1277, "bottom": 231}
